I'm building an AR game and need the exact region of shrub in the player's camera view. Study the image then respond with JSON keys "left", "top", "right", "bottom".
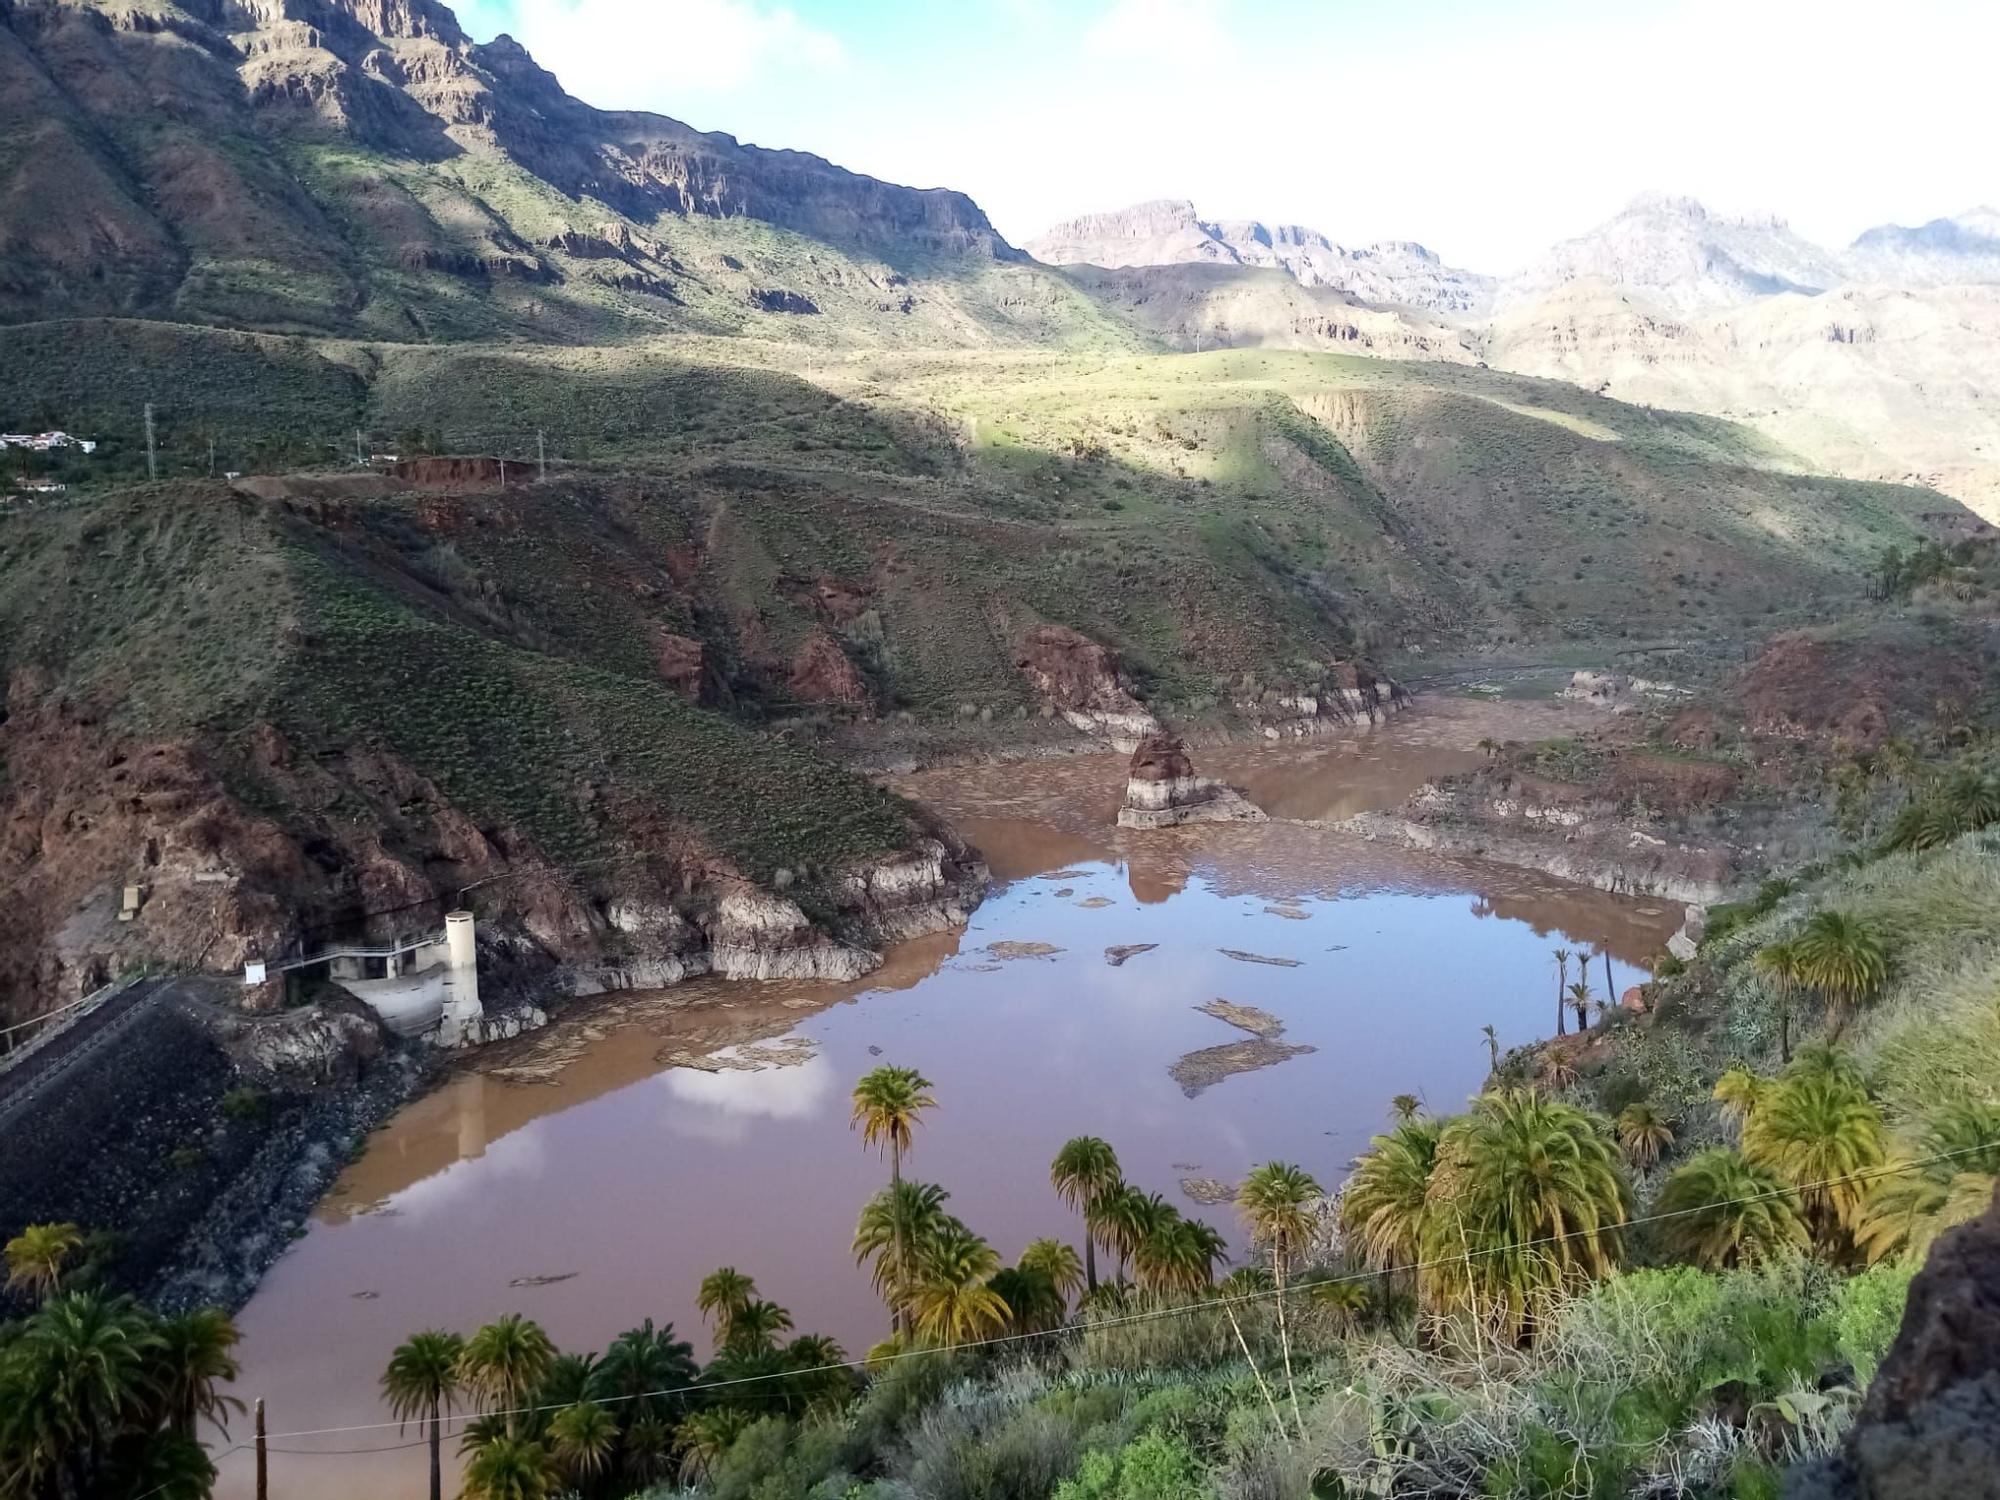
{"left": 1054, "top": 1431, "right": 1213, "bottom": 1500}
{"left": 1830, "top": 1259, "right": 1918, "bottom": 1384}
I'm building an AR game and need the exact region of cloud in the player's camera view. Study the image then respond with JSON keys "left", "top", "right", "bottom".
{"left": 662, "top": 1051, "right": 837, "bottom": 1145}
{"left": 1082, "top": 0, "right": 1234, "bottom": 69}
{"left": 506, "top": 0, "right": 845, "bottom": 111}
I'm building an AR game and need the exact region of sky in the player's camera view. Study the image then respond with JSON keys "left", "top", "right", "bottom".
{"left": 451, "top": 0, "right": 1997, "bottom": 274}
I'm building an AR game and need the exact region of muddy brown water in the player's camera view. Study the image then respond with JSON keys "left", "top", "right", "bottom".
{"left": 215, "top": 700, "right": 1676, "bottom": 1497}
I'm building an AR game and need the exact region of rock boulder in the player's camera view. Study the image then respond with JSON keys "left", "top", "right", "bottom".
{"left": 1117, "top": 734, "right": 1266, "bottom": 829}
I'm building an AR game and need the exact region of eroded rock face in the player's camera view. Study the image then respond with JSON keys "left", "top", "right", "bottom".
{"left": 1117, "top": 734, "right": 1266, "bottom": 829}
{"left": 1563, "top": 669, "right": 1632, "bottom": 708}
{"left": 1016, "top": 625, "right": 1160, "bottom": 749}
{"left": 0, "top": 666, "right": 985, "bottom": 1036}
{"left": 1788, "top": 1183, "right": 2000, "bottom": 1499}
{"left": 1339, "top": 771, "right": 1738, "bottom": 904}
{"left": 788, "top": 630, "right": 871, "bottom": 709}
{"left": 1237, "top": 662, "right": 1409, "bottom": 738}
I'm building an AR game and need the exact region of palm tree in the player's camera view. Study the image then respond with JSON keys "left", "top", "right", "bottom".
{"left": 1420, "top": 1091, "right": 1631, "bottom": 1343}
{"left": 1566, "top": 978, "right": 1594, "bottom": 1033}
{"left": 853, "top": 1180, "right": 952, "bottom": 1327}
{"left": 1050, "top": 1136, "right": 1122, "bottom": 1293}
{"left": 1922, "top": 1099, "right": 2000, "bottom": 1174}
{"left": 695, "top": 1267, "right": 756, "bottom": 1349}
{"left": 1238, "top": 1161, "right": 1322, "bottom": 1437}
{"left": 1753, "top": 940, "right": 1802, "bottom": 1063}
{"left": 722, "top": 1299, "right": 794, "bottom": 1356}
{"left": 1552, "top": 948, "right": 1573, "bottom": 1036}
{"left": 1017, "top": 1238, "right": 1085, "bottom": 1308}
{"left": 1305, "top": 1276, "right": 1371, "bottom": 1329}
{"left": 676, "top": 1408, "right": 755, "bottom": 1485}
{"left": 149, "top": 1307, "right": 243, "bottom": 1439}
{"left": 1096, "top": 1186, "right": 1171, "bottom": 1285}
{"left": 987, "top": 1266, "right": 1065, "bottom": 1334}
{"left": 0, "top": 1290, "right": 154, "bottom": 1499}
{"left": 907, "top": 1226, "right": 1008, "bottom": 1346}
{"left": 4, "top": 1222, "right": 83, "bottom": 1302}
{"left": 1856, "top": 1162, "right": 1995, "bottom": 1264}
{"left": 1133, "top": 1213, "right": 1227, "bottom": 1299}
{"left": 621, "top": 1414, "right": 675, "bottom": 1488}
{"left": 778, "top": 1335, "right": 853, "bottom": 1413}
{"left": 1389, "top": 1093, "right": 1423, "bottom": 1123}
{"left": 546, "top": 1400, "right": 617, "bottom": 1482}
{"left": 382, "top": 1329, "right": 466, "bottom": 1500}
{"left": 850, "top": 1065, "right": 937, "bottom": 1337}
{"left": 1656, "top": 1148, "right": 1811, "bottom": 1269}
{"left": 1615, "top": 1103, "right": 1675, "bottom": 1169}
{"left": 591, "top": 1318, "right": 695, "bottom": 1430}
{"left": 460, "top": 1433, "right": 555, "bottom": 1500}
{"left": 1789, "top": 911, "right": 1889, "bottom": 1039}
{"left": 535, "top": 1351, "right": 597, "bottom": 1411}
{"left": 1480, "top": 1024, "right": 1501, "bottom": 1074}
{"left": 1342, "top": 1118, "right": 1441, "bottom": 1300}
{"left": 1742, "top": 1064, "right": 1886, "bottom": 1250}
{"left": 459, "top": 1315, "right": 557, "bottom": 1437}
{"left": 1714, "top": 1065, "right": 1767, "bottom": 1128}
{"left": 1854, "top": 1102, "right": 2000, "bottom": 1263}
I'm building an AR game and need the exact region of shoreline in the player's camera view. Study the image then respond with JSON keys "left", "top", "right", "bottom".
{"left": 144, "top": 693, "right": 1679, "bottom": 1321}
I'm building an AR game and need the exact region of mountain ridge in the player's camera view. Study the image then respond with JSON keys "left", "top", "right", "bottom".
{"left": 0, "top": 0, "right": 1048, "bottom": 342}
{"left": 1025, "top": 198, "right": 1496, "bottom": 316}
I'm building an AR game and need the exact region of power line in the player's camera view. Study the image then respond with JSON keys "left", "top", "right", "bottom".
{"left": 238, "top": 1139, "right": 1996, "bottom": 1452}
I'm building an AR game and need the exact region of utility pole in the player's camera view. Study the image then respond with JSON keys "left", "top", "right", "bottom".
{"left": 207, "top": 435, "right": 216, "bottom": 478}
{"left": 354, "top": 429, "right": 364, "bottom": 467}
{"left": 254, "top": 1398, "right": 267, "bottom": 1500}
{"left": 143, "top": 402, "right": 157, "bottom": 482}
{"left": 537, "top": 428, "right": 546, "bottom": 482}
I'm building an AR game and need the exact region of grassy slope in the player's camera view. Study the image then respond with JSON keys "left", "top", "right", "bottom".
{"left": 2, "top": 329, "right": 1949, "bottom": 675}
{"left": 0, "top": 492, "right": 916, "bottom": 882}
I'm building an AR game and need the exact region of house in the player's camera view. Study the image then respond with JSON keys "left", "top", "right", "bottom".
{"left": 0, "top": 431, "right": 98, "bottom": 454}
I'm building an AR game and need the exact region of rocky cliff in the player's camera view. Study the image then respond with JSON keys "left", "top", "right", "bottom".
{"left": 1496, "top": 193, "right": 1846, "bottom": 314}
{"left": 1788, "top": 1183, "right": 2000, "bottom": 1499}
{"left": 1846, "top": 208, "right": 2000, "bottom": 288}
{"left": 0, "top": 482, "right": 994, "bottom": 1031}
{"left": 1026, "top": 199, "right": 1496, "bottom": 317}
{"left": 0, "top": 0, "right": 1022, "bottom": 334}
{"left": 1338, "top": 747, "right": 1744, "bottom": 905}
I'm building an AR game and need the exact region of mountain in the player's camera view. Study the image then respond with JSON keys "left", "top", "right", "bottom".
{"left": 1496, "top": 192, "right": 1847, "bottom": 313}
{"left": 1025, "top": 200, "right": 1496, "bottom": 316}
{"left": 1847, "top": 208, "right": 2000, "bottom": 285}
{"left": 1057, "top": 262, "right": 1478, "bottom": 361}
{"left": 0, "top": 0, "right": 1131, "bottom": 347}
{"left": 1484, "top": 280, "right": 2000, "bottom": 522}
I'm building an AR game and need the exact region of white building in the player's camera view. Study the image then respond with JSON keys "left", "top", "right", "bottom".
{"left": 0, "top": 432, "right": 97, "bottom": 454}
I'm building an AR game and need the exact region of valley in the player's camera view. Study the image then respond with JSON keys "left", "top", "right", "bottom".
{"left": 210, "top": 712, "right": 1674, "bottom": 1500}
{"left": 1, "top": 2, "right": 1997, "bottom": 1498}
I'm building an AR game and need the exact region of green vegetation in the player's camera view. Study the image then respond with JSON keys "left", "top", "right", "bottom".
{"left": 0, "top": 1223, "right": 243, "bottom": 1500}
{"left": 356, "top": 913, "right": 1998, "bottom": 1500}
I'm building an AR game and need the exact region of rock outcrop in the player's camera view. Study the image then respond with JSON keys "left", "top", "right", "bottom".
{"left": 1788, "top": 1182, "right": 2000, "bottom": 1499}
{"left": 1238, "top": 662, "right": 1409, "bottom": 738}
{"left": 1026, "top": 199, "right": 1496, "bottom": 317}
{"left": 1117, "top": 734, "right": 1266, "bottom": 830}
{"left": 1496, "top": 193, "right": 1845, "bottom": 314}
{"left": 1015, "top": 625, "right": 1161, "bottom": 749}
{"left": 1339, "top": 773, "right": 1737, "bottom": 904}
{"left": 561, "top": 837, "right": 985, "bottom": 995}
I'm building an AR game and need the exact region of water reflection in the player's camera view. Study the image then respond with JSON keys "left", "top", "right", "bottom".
{"left": 663, "top": 1052, "right": 838, "bottom": 1144}
{"left": 216, "top": 701, "right": 1677, "bottom": 1500}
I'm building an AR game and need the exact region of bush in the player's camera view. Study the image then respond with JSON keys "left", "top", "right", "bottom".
{"left": 1830, "top": 1259, "right": 1918, "bottom": 1384}
{"left": 1054, "top": 1431, "right": 1212, "bottom": 1500}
